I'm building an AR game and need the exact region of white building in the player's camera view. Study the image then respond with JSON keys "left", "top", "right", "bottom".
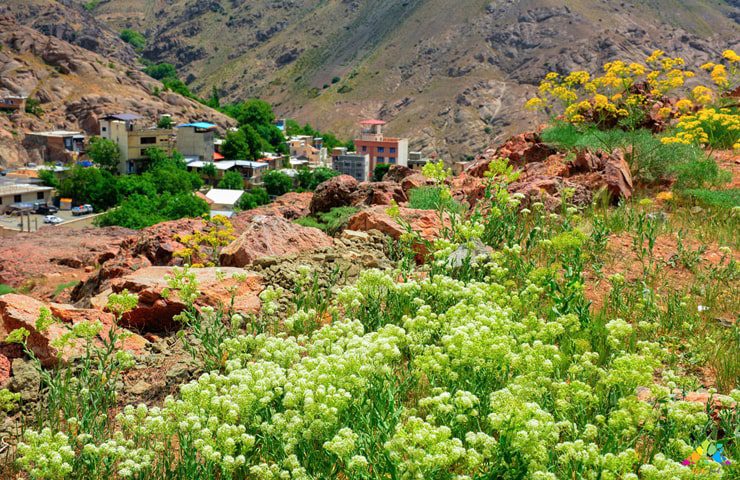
{"left": 205, "top": 188, "right": 244, "bottom": 217}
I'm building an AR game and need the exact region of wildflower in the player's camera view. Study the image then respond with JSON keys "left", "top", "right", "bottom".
{"left": 525, "top": 97, "right": 545, "bottom": 110}
{"left": 722, "top": 49, "right": 740, "bottom": 63}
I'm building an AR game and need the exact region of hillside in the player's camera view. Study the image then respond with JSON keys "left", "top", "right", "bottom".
{"left": 68, "top": 0, "right": 740, "bottom": 161}
{"left": 0, "top": 12, "right": 234, "bottom": 167}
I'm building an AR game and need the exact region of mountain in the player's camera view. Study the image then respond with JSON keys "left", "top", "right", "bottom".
{"left": 0, "top": 11, "right": 235, "bottom": 167}
{"left": 5, "top": 0, "right": 740, "bottom": 162}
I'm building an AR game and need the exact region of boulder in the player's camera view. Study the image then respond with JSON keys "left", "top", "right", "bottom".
{"left": 0, "top": 293, "right": 147, "bottom": 366}
{"left": 382, "top": 165, "right": 415, "bottom": 183}
{"left": 400, "top": 173, "right": 435, "bottom": 193}
{"left": 508, "top": 177, "right": 593, "bottom": 211}
{"left": 102, "top": 267, "right": 263, "bottom": 333}
{"left": 448, "top": 173, "right": 487, "bottom": 208}
{"left": 0, "top": 353, "right": 10, "bottom": 386}
{"left": 231, "top": 192, "right": 313, "bottom": 231}
{"left": 220, "top": 215, "right": 333, "bottom": 267}
{"left": 310, "top": 175, "right": 359, "bottom": 213}
{"left": 350, "top": 181, "right": 408, "bottom": 207}
{"left": 466, "top": 132, "right": 555, "bottom": 177}
{"left": 346, "top": 206, "right": 447, "bottom": 261}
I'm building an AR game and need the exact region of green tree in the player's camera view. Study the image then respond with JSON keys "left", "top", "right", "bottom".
{"left": 217, "top": 171, "right": 244, "bottom": 190}
{"left": 119, "top": 29, "right": 146, "bottom": 51}
{"left": 157, "top": 116, "right": 173, "bottom": 129}
{"left": 221, "top": 130, "right": 250, "bottom": 160}
{"left": 38, "top": 169, "right": 59, "bottom": 189}
{"left": 57, "top": 166, "right": 119, "bottom": 211}
{"left": 262, "top": 170, "right": 293, "bottom": 196}
{"left": 237, "top": 187, "right": 270, "bottom": 210}
{"left": 224, "top": 99, "right": 275, "bottom": 127}
{"left": 206, "top": 86, "right": 220, "bottom": 109}
{"left": 308, "top": 167, "right": 340, "bottom": 190}
{"left": 143, "top": 63, "right": 177, "bottom": 80}
{"left": 373, "top": 163, "right": 391, "bottom": 181}
{"left": 87, "top": 137, "right": 121, "bottom": 173}
{"left": 201, "top": 162, "right": 217, "bottom": 186}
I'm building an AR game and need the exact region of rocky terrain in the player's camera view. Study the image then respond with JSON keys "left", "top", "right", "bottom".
{"left": 31, "top": 0, "right": 735, "bottom": 161}
{"left": 0, "top": 14, "right": 234, "bottom": 167}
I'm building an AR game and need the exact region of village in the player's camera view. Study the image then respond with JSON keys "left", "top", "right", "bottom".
{"left": 0, "top": 96, "right": 445, "bottom": 233}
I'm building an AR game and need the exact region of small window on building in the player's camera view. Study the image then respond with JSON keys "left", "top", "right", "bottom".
{"left": 389, "top": 157, "right": 396, "bottom": 164}
{"left": 37, "top": 192, "right": 45, "bottom": 200}
{"left": 377, "top": 147, "right": 384, "bottom": 153}
{"left": 377, "top": 156, "right": 385, "bottom": 163}
{"left": 102, "top": 127, "right": 107, "bottom": 132}
{"left": 0, "top": 197, "right": 3, "bottom": 205}
{"left": 390, "top": 147, "right": 396, "bottom": 154}
{"left": 362, "top": 145, "right": 367, "bottom": 152}
{"left": 14, "top": 194, "right": 22, "bottom": 203}
{"left": 140, "top": 137, "right": 157, "bottom": 145}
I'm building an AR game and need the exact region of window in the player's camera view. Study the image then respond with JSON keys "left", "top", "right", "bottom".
{"left": 389, "top": 157, "right": 396, "bottom": 164}
{"left": 14, "top": 194, "right": 22, "bottom": 203}
{"left": 102, "top": 127, "right": 107, "bottom": 132}
{"left": 0, "top": 197, "right": 3, "bottom": 205}
{"left": 362, "top": 145, "right": 367, "bottom": 152}
{"left": 377, "top": 156, "right": 385, "bottom": 163}
{"left": 140, "top": 137, "right": 157, "bottom": 145}
{"left": 37, "top": 192, "right": 45, "bottom": 200}
{"left": 377, "top": 147, "right": 385, "bottom": 153}
{"left": 390, "top": 147, "right": 396, "bottom": 154}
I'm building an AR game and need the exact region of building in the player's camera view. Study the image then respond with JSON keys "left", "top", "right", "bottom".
{"left": 186, "top": 160, "right": 269, "bottom": 184}
{"left": 408, "top": 151, "right": 430, "bottom": 171}
{"left": 23, "top": 131, "right": 85, "bottom": 164}
{"left": 205, "top": 188, "right": 244, "bottom": 217}
{"left": 0, "top": 95, "right": 26, "bottom": 112}
{"left": 331, "top": 147, "right": 371, "bottom": 182}
{"left": 99, "top": 113, "right": 174, "bottom": 174}
{"left": 0, "top": 184, "right": 53, "bottom": 214}
{"left": 288, "top": 135, "right": 327, "bottom": 165}
{"left": 176, "top": 122, "right": 216, "bottom": 162}
{"left": 353, "top": 120, "right": 408, "bottom": 172}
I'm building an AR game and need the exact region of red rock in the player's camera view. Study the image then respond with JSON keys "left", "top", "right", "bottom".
{"left": 466, "top": 132, "right": 555, "bottom": 177}
{"left": 448, "top": 173, "right": 487, "bottom": 208}
{"left": 123, "top": 218, "right": 208, "bottom": 265}
{"left": 0, "top": 293, "right": 147, "bottom": 366}
{"left": 508, "top": 177, "right": 593, "bottom": 211}
{"left": 0, "top": 353, "right": 10, "bottom": 386}
{"left": 382, "top": 165, "right": 415, "bottom": 183}
{"left": 220, "top": 215, "right": 333, "bottom": 267}
{"left": 103, "top": 266, "right": 264, "bottom": 333}
{"left": 400, "top": 173, "right": 435, "bottom": 193}
{"left": 346, "top": 206, "right": 446, "bottom": 261}
{"left": 310, "top": 175, "right": 359, "bottom": 213}
{"left": 231, "top": 192, "right": 314, "bottom": 230}
{"left": 351, "top": 181, "right": 408, "bottom": 207}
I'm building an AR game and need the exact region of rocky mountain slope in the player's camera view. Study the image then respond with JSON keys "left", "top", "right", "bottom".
{"left": 69, "top": 0, "right": 740, "bottom": 161}
{"left": 0, "top": 12, "right": 234, "bottom": 168}
{"left": 1, "top": 1, "right": 738, "bottom": 162}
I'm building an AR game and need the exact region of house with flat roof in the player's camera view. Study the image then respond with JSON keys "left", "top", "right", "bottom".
{"left": 353, "top": 120, "right": 408, "bottom": 172}
{"left": 205, "top": 188, "right": 244, "bottom": 217}
{"left": 331, "top": 147, "right": 371, "bottom": 182}
{"left": 0, "top": 95, "right": 26, "bottom": 112}
{"left": 408, "top": 151, "right": 430, "bottom": 171}
{"left": 100, "top": 113, "right": 174, "bottom": 174}
{"left": 0, "top": 184, "right": 53, "bottom": 214}
{"left": 176, "top": 122, "right": 216, "bottom": 162}
{"left": 23, "top": 131, "right": 85, "bottom": 164}
{"left": 186, "top": 159, "right": 269, "bottom": 184}
{"left": 288, "top": 135, "right": 327, "bottom": 166}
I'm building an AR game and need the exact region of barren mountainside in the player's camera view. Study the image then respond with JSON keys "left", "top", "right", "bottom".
{"left": 4, "top": 0, "right": 740, "bottom": 161}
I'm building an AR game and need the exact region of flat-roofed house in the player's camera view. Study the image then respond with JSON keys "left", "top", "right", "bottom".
{"left": 205, "top": 188, "right": 244, "bottom": 217}
{"left": 176, "top": 122, "right": 216, "bottom": 162}
{"left": 353, "top": 120, "right": 408, "bottom": 172}
{"left": 0, "top": 184, "right": 53, "bottom": 214}
{"left": 23, "top": 131, "right": 85, "bottom": 164}
{"left": 100, "top": 113, "right": 175, "bottom": 174}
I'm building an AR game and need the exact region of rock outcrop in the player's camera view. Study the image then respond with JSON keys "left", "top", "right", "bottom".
{"left": 220, "top": 215, "right": 333, "bottom": 267}
{"left": 0, "top": 293, "right": 147, "bottom": 366}
{"left": 350, "top": 181, "right": 408, "bottom": 207}
{"left": 310, "top": 175, "right": 359, "bottom": 214}
{"left": 93, "top": 267, "right": 263, "bottom": 333}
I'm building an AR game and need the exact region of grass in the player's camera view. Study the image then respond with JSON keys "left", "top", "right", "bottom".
{"left": 294, "top": 206, "right": 359, "bottom": 235}
{"left": 680, "top": 188, "right": 740, "bottom": 209}
{"left": 0, "top": 284, "right": 15, "bottom": 295}
{"left": 408, "top": 186, "right": 464, "bottom": 214}
{"left": 52, "top": 281, "right": 80, "bottom": 300}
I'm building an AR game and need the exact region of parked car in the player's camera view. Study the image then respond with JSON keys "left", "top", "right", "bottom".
{"left": 71, "top": 204, "right": 94, "bottom": 216}
{"left": 43, "top": 215, "right": 64, "bottom": 225}
{"left": 33, "top": 202, "right": 58, "bottom": 215}
{"left": 5, "top": 203, "right": 34, "bottom": 215}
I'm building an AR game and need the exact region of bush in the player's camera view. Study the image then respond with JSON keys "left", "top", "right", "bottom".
{"left": 0, "top": 284, "right": 15, "bottom": 295}
{"left": 262, "top": 170, "right": 294, "bottom": 196}
{"left": 87, "top": 137, "right": 121, "bottom": 173}
{"left": 680, "top": 188, "right": 740, "bottom": 209}
{"left": 373, "top": 163, "right": 391, "bottom": 182}
{"left": 408, "top": 186, "right": 463, "bottom": 213}
{"left": 217, "top": 171, "right": 245, "bottom": 190}
{"left": 294, "top": 207, "right": 359, "bottom": 235}
{"left": 95, "top": 193, "right": 208, "bottom": 229}
{"left": 673, "top": 158, "right": 730, "bottom": 190}
{"left": 143, "top": 63, "right": 177, "bottom": 81}
{"left": 120, "top": 29, "right": 146, "bottom": 51}
{"left": 237, "top": 188, "right": 270, "bottom": 210}
{"left": 157, "top": 116, "right": 173, "bottom": 129}
{"left": 24, "top": 98, "right": 43, "bottom": 117}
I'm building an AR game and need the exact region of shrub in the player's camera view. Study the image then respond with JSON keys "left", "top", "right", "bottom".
{"left": 681, "top": 188, "right": 739, "bottom": 209}
{"left": 673, "top": 157, "right": 730, "bottom": 190}
{"left": 24, "top": 98, "right": 43, "bottom": 117}
{"left": 0, "top": 284, "right": 15, "bottom": 295}
{"left": 86, "top": 137, "right": 121, "bottom": 173}
{"left": 373, "top": 163, "right": 391, "bottom": 182}
{"left": 143, "top": 63, "right": 177, "bottom": 81}
{"left": 119, "top": 29, "right": 146, "bottom": 51}
{"left": 408, "top": 186, "right": 463, "bottom": 213}
{"left": 237, "top": 188, "right": 270, "bottom": 210}
{"left": 262, "top": 170, "right": 294, "bottom": 196}
{"left": 217, "top": 171, "right": 245, "bottom": 190}
{"left": 157, "top": 116, "right": 173, "bottom": 129}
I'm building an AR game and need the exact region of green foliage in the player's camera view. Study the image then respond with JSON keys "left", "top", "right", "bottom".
{"left": 237, "top": 187, "right": 270, "bottom": 210}
{"left": 57, "top": 166, "right": 119, "bottom": 211}
{"left": 295, "top": 206, "right": 359, "bottom": 235}
{"left": 217, "top": 171, "right": 245, "bottom": 190}
{"left": 24, "top": 98, "right": 43, "bottom": 117}
{"left": 119, "top": 29, "right": 146, "bottom": 51}
{"left": 82, "top": 0, "right": 100, "bottom": 11}
{"left": 222, "top": 99, "right": 275, "bottom": 127}
{"left": 408, "top": 186, "right": 463, "bottom": 213}
{"left": 157, "top": 116, "right": 173, "bottom": 129}
{"left": 673, "top": 158, "right": 730, "bottom": 190}
{"left": 681, "top": 188, "right": 740, "bottom": 210}
{"left": 373, "top": 162, "right": 391, "bottom": 182}
{"left": 221, "top": 125, "right": 265, "bottom": 160}
{"left": 52, "top": 281, "right": 79, "bottom": 300}
{"left": 86, "top": 137, "right": 120, "bottom": 173}
{"left": 143, "top": 63, "right": 177, "bottom": 81}
{"left": 262, "top": 170, "right": 294, "bottom": 196}
{"left": 0, "top": 388, "right": 20, "bottom": 413}
{"left": 296, "top": 166, "right": 340, "bottom": 190}
{"left": 95, "top": 192, "right": 208, "bottom": 230}
{"left": 162, "top": 77, "right": 195, "bottom": 99}
{"left": 0, "top": 283, "right": 15, "bottom": 295}
{"left": 331, "top": 76, "right": 341, "bottom": 84}
{"left": 38, "top": 169, "right": 59, "bottom": 189}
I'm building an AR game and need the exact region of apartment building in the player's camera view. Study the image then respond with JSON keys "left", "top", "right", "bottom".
{"left": 353, "top": 120, "right": 408, "bottom": 172}
{"left": 331, "top": 147, "right": 371, "bottom": 182}
{"left": 100, "top": 113, "right": 174, "bottom": 174}
{"left": 176, "top": 122, "right": 216, "bottom": 161}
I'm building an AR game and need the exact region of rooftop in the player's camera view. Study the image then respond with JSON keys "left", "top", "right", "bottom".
{"left": 0, "top": 184, "right": 53, "bottom": 195}
{"left": 29, "top": 130, "right": 83, "bottom": 138}
{"left": 206, "top": 189, "right": 244, "bottom": 206}
{"left": 177, "top": 122, "right": 217, "bottom": 130}
{"left": 360, "top": 119, "right": 386, "bottom": 125}
{"left": 102, "top": 113, "right": 143, "bottom": 121}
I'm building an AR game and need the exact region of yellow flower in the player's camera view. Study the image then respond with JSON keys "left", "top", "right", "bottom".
{"left": 700, "top": 62, "right": 716, "bottom": 71}
{"left": 655, "top": 191, "right": 673, "bottom": 202}
{"left": 657, "top": 107, "right": 671, "bottom": 119}
{"left": 545, "top": 72, "right": 559, "bottom": 81}
{"left": 565, "top": 70, "right": 590, "bottom": 85}
{"left": 629, "top": 63, "right": 646, "bottom": 76}
{"left": 691, "top": 86, "right": 713, "bottom": 104}
{"left": 675, "top": 99, "right": 694, "bottom": 112}
{"left": 723, "top": 49, "right": 740, "bottom": 63}
{"left": 646, "top": 50, "right": 665, "bottom": 63}
{"left": 525, "top": 97, "right": 545, "bottom": 110}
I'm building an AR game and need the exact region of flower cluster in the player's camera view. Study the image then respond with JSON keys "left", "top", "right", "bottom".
{"left": 661, "top": 107, "right": 740, "bottom": 149}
